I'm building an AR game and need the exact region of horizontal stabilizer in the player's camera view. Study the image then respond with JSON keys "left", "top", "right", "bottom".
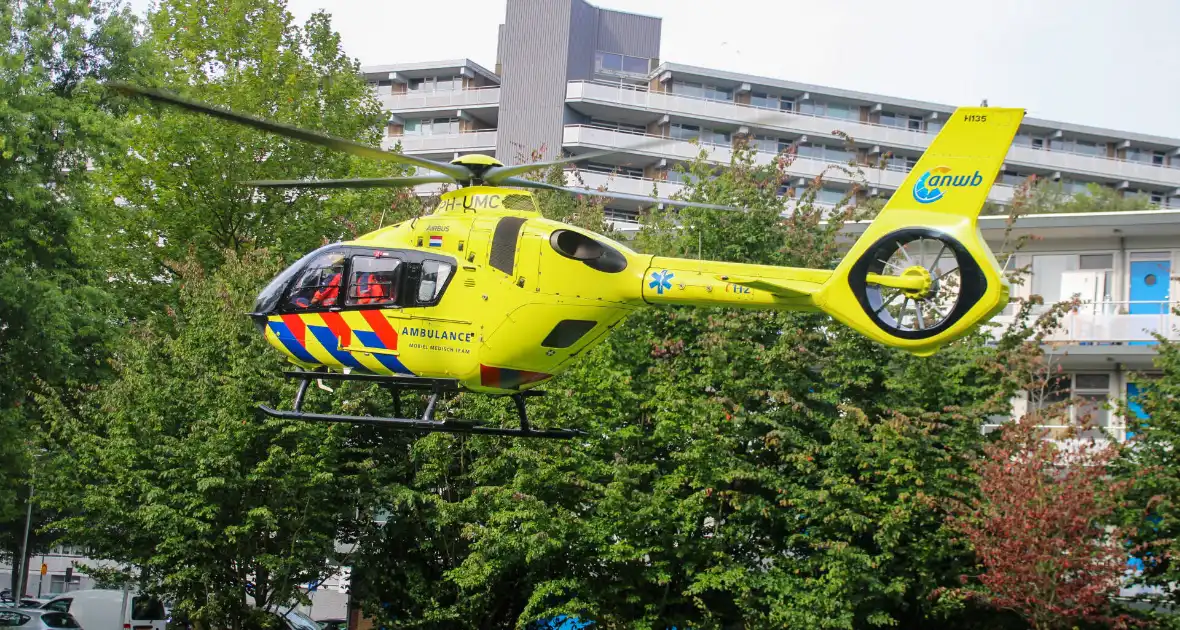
{"left": 717, "top": 275, "right": 813, "bottom": 298}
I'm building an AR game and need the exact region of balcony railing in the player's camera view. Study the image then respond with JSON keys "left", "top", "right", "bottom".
{"left": 990, "top": 301, "right": 1180, "bottom": 344}
{"left": 382, "top": 130, "right": 497, "bottom": 154}
{"left": 562, "top": 124, "right": 1016, "bottom": 203}
{"left": 567, "top": 80, "right": 1180, "bottom": 189}
{"left": 378, "top": 86, "right": 500, "bottom": 111}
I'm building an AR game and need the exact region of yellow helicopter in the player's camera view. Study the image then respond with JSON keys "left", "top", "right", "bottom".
{"left": 112, "top": 83, "right": 1023, "bottom": 438}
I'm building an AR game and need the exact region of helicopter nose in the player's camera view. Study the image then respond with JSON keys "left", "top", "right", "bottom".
{"left": 251, "top": 313, "right": 269, "bottom": 337}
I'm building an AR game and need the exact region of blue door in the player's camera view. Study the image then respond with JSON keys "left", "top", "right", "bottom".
{"left": 1128, "top": 260, "right": 1171, "bottom": 345}
{"left": 1126, "top": 382, "right": 1148, "bottom": 440}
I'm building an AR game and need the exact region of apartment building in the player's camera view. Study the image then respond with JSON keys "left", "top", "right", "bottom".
{"left": 360, "top": 0, "right": 1179, "bottom": 442}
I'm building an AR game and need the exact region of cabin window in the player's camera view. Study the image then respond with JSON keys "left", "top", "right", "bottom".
{"left": 417, "top": 260, "right": 454, "bottom": 304}
{"left": 346, "top": 256, "right": 402, "bottom": 306}
{"left": 286, "top": 251, "right": 347, "bottom": 309}
{"left": 0, "top": 611, "right": 32, "bottom": 627}
{"left": 132, "top": 596, "right": 167, "bottom": 621}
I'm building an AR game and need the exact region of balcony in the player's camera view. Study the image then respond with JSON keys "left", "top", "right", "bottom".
{"left": 991, "top": 301, "right": 1178, "bottom": 344}
{"left": 377, "top": 86, "right": 500, "bottom": 113}
{"left": 989, "top": 301, "right": 1178, "bottom": 370}
{"left": 562, "top": 124, "right": 1017, "bottom": 202}
{"left": 1007, "top": 145, "right": 1180, "bottom": 188}
{"left": 567, "top": 81, "right": 1180, "bottom": 190}
{"left": 382, "top": 130, "right": 497, "bottom": 156}
{"left": 575, "top": 170, "right": 683, "bottom": 198}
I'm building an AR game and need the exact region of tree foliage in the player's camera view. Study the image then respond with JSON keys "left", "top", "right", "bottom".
{"left": 6, "top": 2, "right": 1168, "bottom": 628}
{"left": 93, "top": 0, "right": 405, "bottom": 316}
{"left": 944, "top": 417, "right": 1135, "bottom": 630}
{"left": 341, "top": 142, "right": 1028, "bottom": 629}
{"left": 0, "top": 0, "right": 144, "bottom": 591}
{"left": 39, "top": 250, "right": 374, "bottom": 629}
{"left": 1119, "top": 323, "right": 1180, "bottom": 613}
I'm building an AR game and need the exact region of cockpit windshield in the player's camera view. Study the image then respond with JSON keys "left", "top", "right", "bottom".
{"left": 252, "top": 245, "right": 458, "bottom": 316}
{"left": 252, "top": 244, "right": 342, "bottom": 315}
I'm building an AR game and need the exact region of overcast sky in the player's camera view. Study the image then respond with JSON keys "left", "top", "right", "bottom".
{"left": 133, "top": 0, "right": 1180, "bottom": 139}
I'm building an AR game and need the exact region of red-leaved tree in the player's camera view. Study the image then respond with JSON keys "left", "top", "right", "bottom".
{"left": 945, "top": 414, "right": 1137, "bottom": 630}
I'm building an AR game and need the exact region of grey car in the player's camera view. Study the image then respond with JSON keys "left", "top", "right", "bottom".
{"left": 0, "top": 607, "right": 80, "bottom": 629}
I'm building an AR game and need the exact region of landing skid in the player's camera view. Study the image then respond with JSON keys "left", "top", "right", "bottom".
{"left": 257, "top": 370, "right": 583, "bottom": 439}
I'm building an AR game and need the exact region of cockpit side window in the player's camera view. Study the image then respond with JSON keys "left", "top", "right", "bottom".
{"left": 346, "top": 256, "right": 402, "bottom": 306}
{"left": 284, "top": 252, "right": 347, "bottom": 310}
{"left": 416, "top": 260, "right": 453, "bottom": 305}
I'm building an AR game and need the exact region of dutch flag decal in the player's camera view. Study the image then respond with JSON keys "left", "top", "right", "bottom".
{"left": 428, "top": 235, "right": 443, "bottom": 248}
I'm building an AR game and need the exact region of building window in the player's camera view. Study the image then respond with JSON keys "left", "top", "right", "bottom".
{"left": 812, "top": 187, "right": 849, "bottom": 205}
{"left": 49, "top": 575, "right": 82, "bottom": 595}
{"left": 672, "top": 80, "right": 733, "bottom": 102}
{"left": 670, "top": 123, "right": 700, "bottom": 141}
{"left": 622, "top": 56, "right": 649, "bottom": 74}
{"left": 751, "top": 92, "right": 793, "bottom": 111}
{"left": 998, "top": 170, "right": 1030, "bottom": 186}
{"left": 798, "top": 100, "right": 859, "bottom": 121}
{"left": 1030, "top": 253, "right": 1113, "bottom": 304}
{"left": 589, "top": 118, "right": 645, "bottom": 134}
{"left": 752, "top": 135, "right": 786, "bottom": 154}
{"left": 704, "top": 129, "right": 730, "bottom": 145}
{"left": 1073, "top": 373, "right": 1112, "bottom": 428}
{"left": 879, "top": 111, "right": 923, "bottom": 131}
{"left": 887, "top": 155, "right": 918, "bottom": 172}
{"left": 670, "top": 124, "right": 729, "bottom": 145}
{"left": 582, "top": 162, "right": 644, "bottom": 179}
{"left": 604, "top": 208, "right": 640, "bottom": 224}
{"left": 403, "top": 118, "right": 459, "bottom": 136}
{"left": 797, "top": 142, "right": 854, "bottom": 164}
{"left": 594, "top": 51, "right": 650, "bottom": 77}
{"left": 407, "top": 76, "right": 462, "bottom": 93}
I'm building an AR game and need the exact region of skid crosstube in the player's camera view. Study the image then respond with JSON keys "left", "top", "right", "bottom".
{"left": 257, "top": 370, "right": 583, "bottom": 439}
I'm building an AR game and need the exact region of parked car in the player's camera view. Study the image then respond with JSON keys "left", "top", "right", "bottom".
{"left": 0, "top": 596, "right": 45, "bottom": 609}
{"left": 314, "top": 618, "right": 345, "bottom": 630}
{"left": 0, "top": 606, "right": 81, "bottom": 629}
{"left": 40, "top": 589, "right": 167, "bottom": 630}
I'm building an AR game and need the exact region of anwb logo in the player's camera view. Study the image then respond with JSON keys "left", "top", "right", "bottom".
{"left": 912, "top": 166, "right": 984, "bottom": 204}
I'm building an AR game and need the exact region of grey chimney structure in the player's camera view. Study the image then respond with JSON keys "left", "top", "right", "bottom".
{"left": 495, "top": 0, "right": 661, "bottom": 163}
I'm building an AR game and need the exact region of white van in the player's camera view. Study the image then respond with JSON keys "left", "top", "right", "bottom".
{"left": 41, "top": 589, "right": 167, "bottom": 630}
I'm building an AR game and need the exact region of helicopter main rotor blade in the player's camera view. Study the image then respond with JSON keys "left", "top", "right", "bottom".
{"left": 243, "top": 175, "right": 455, "bottom": 189}
{"left": 107, "top": 82, "right": 474, "bottom": 181}
{"left": 498, "top": 176, "right": 750, "bottom": 213}
{"left": 482, "top": 134, "right": 680, "bottom": 185}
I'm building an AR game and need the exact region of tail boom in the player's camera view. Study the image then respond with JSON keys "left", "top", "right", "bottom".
{"left": 641, "top": 256, "right": 830, "bottom": 311}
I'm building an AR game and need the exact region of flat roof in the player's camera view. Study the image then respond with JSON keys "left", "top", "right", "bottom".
{"left": 842, "top": 208, "right": 1180, "bottom": 238}
{"left": 361, "top": 59, "right": 499, "bottom": 84}
{"left": 654, "top": 62, "right": 1180, "bottom": 150}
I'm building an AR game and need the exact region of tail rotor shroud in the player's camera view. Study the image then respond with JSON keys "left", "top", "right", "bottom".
{"left": 850, "top": 229, "right": 987, "bottom": 340}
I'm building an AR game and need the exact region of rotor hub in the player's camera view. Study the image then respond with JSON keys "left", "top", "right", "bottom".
{"left": 899, "top": 265, "right": 936, "bottom": 300}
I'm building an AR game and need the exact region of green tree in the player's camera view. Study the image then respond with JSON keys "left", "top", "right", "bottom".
{"left": 0, "top": 0, "right": 144, "bottom": 592}
{"left": 93, "top": 0, "right": 404, "bottom": 316}
{"left": 1118, "top": 319, "right": 1180, "bottom": 613}
{"left": 983, "top": 177, "right": 1154, "bottom": 216}
{"left": 346, "top": 142, "right": 1019, "bottom": 629}
{"left": 38, "top": 250, "right": 374, "bottom": 629}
